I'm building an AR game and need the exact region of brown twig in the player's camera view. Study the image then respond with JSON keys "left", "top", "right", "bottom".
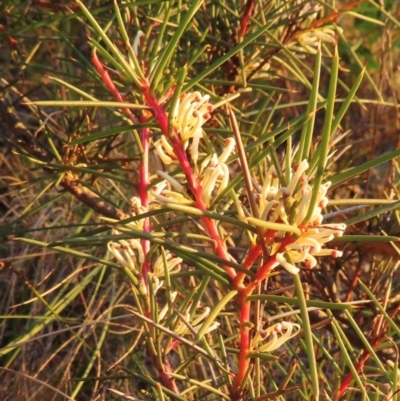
{"left": 239, "top": 0, "right": 255, "bottom": 38}
{"left": 0, "top": 98, "right": 127, "bottom": 220}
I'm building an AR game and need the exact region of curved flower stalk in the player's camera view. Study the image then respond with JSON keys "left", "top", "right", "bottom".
{"left": 197, "top": 137, "right": 235, "bottom": 205}
{"left": 132, "top": 30, "right": 145, "bottom": 57}
{"left": 241, "top": 159, "right": 345, "bottom": 276}
{"left": 149, "top": 175, "right": 195, "bottom": 206}
{"left": 153, "top": 251, "right": 182, "bottom": 278}
{"left": 108, "top": 239, "right": 143, "bottom": 275}
{"left": 142, "top": 251, "right": 183, "bottom": 302}
{"left": 158, "top": 291, "right": 219, "bottom": 337}
{"left": 129, "top": 197, "right": 148, "bottom": 226}
{"left": 172, "top": 92, "right": 213, "bottom": 145}
{"left": 107, "top": 197, "right": 150, "bottom": 274}
{"left": 250, "top": 321, "right": 300, "bottom": 353}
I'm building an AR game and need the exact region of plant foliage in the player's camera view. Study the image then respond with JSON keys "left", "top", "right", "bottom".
{"left": 1, "top": 1, "right": 400, "bottom": 400}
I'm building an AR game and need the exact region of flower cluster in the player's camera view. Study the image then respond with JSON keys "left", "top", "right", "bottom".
{"left": 153, "top": 92, "right": 235, "bottom": 206}
{"left": 149, "top": 171, "right": 195, "bottom": 206}
{"left": 148, "top": 251, "right": 183, "bottom": 305}
{"left": 244, "top": 159, "right": 345, "bottom": 275}
{"left": 153, "top": 251, "right": 182, "bottom": 278}
{"left": 154, "top": 91, "right": 213, "bottom": 167}
{"left": 242, "top": 50, "right": 271, "bottom": 80}
{"left": 107, "top": 196, "right": 150, "bottom": 274}
{"left": 251, "top": 321, "right": 300, "bottom": 353}
{"left": 108, "top": 238, "right": 143, "bottom": 275}
{"left": 297, "top": 25, "right": 341, "bottom": 47}
{"left": 109, "top": 242, "right": 216, "bottom": 337}
{"left": 287, "top": 25, "right": 343, "bottom": 55}
{"left": 275, "top": 1, "right": 342, "bottom": 55}
{"left": 196, "top": 137, "right": 235, "bottom": 204}
{"left": 158, "top": 291, "right": 219, "bottom": 336}
{"left": 150, "top": 252, "right": 218, "bottom": 337}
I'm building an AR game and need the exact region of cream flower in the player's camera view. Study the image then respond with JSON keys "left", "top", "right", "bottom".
{"left": 195, "top": 137, "right": 235, "bottom": 205}
{"left": 149, "top": 172, "right": 194, "bottom": 206}
{"left": 247, "top": 159, "right": 345, "bottom": 275}
{"left": 288, "top": 25, "right": 343, "bottom": 54}
{"left": 153, "top": 92, "right": 236, "bottom": 206}
{"left": 251, "top": 321, "right": 300, "bottom": 353}
{"left": 158, "top": 291, "right": 219, "bottom": 336}
{"left": 153, "top": 251, "right": 182, "bottom": 278}
{"left": 298, "top": 26, "right": 339, "bottom": 47}
{"left": 153, "top": 138, "right": 234, "bottom": 208}
{"left": 107, "top": 197, "right": 148, "bottom": 274}
{"left": 108, "top": 239, "right": 144, "bottom": 274}
{"left": 172, "top": 92, "right": 213, "bottom": 142}
{"left": 154, "top": 91, "right": 213, "bottom": 167}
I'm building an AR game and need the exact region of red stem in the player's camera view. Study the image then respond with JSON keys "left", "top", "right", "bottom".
{"left": 232, "top": 233, "right": 298, "bottom": 396}
{"left": 234, "top": 229, "right": 277, "bottom": 288}
{"left": 92, "top": 52, "right": 152, "bottom": 283}
{"left": 142, "top": 84, "right": 236, "bottom": 279}
{"left": 91, "top": 52, "right": 139, "bottom": 125}
{"left": 239, "top": 0, "right": 255, "bottom": 38}
{"left": 255, "top": 235, "right": 294, "bottom": 282}
{"left": 233, "top": 243, "right": 262, "bottom": 288}
{"left": 92, "top": 54, "right": 181, "bottom": 392}
{"left": 338, "top": 351, "right": 370, "bottom": 399}
{"left": 243, "top": 244, "right": 263, "bottom": 269}
{"left": 232, "top": 254, "right": 282, "bottom": 397}
{"left": 338, "top": 306, "right": 396, "bottom": 399}
{"left": 344, "top": 263, "right": 361, "bottom": 302}
{"left": 232, "top": 289, "right": 252, "bottom": 398}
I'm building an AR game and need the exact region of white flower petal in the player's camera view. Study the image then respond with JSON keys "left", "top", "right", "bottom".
{"left": 218, "top": 138, "right": 236, "bottom": 164}
{"left": 287, "top": 160, "right": 309, "bottom": 194}
{"left": 276, "top": 253, "right": 300, "bottom": 275}
{"left": 260, "top": 200, "right": 279, "bottom": 221}
{"left": 216, "top": 163, "right": 230, "bottom": 197}
{"left": 255, "top": 322, "right": 300, "bottom": 353}
{"left": 154, "top": 139, "right": 174, "bottom": 164}
{"left": 295, "top": 184, "right": 312, "bottom": 226}
{"left": 156, "top": 170, "right": 185, "bottom": 193}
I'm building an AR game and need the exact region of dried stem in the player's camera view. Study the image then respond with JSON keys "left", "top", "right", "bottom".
{"left": 138, "top": 116, "right": 152, "bottom": 282}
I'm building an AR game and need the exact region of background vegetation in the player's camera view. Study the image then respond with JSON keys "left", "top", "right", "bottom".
{"left": 1, "top": 1, "right": 400, "bottom": 400}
